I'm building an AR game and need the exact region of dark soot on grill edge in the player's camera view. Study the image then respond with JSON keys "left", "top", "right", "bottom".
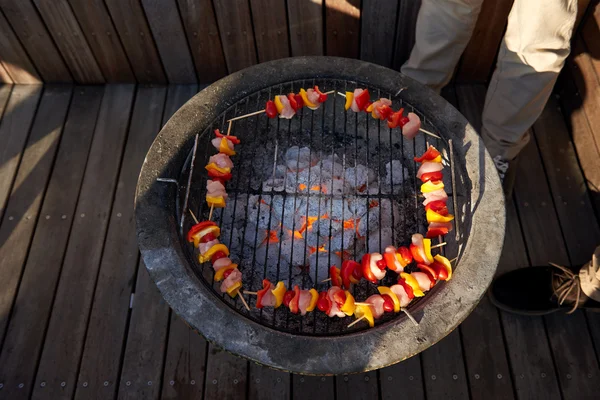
{"left": 177, "top": 79, "right": 452, "bottom": 336}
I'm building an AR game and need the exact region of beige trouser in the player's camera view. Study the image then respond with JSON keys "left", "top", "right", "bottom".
{"left": 401, "top": 0, "right": 578, "bottom": 160}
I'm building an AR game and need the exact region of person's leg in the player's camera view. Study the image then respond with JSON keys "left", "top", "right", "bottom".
{"left": 481, "top": 0, "right": 578, "bottom": 162}
{"left": 401, "top": 0, "right": 485, "bottom": 93}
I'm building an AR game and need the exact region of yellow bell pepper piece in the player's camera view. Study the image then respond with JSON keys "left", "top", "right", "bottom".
{"left": 354, "top": 305, "right": 374, "bottom": 327}
{"left": 271, "top": 281, "right": 287, "bottom": 308}
{"left": 300, "top": 89, "right": 318, "bottom": 109}
{"left": 226, "top": 281, "right": 242, "bottom": 297}
{"left": 214, "top": 263, "right": 237, "bottom": 282}
{"left": 378, "top": 286, "right": 400, "bottom": 312}
{"left": 340, "top": 291, "right": 356, "bottom": 316}
{"left": 432, "top": 155, "right": 442, "bottom": 163}
{"left": 366, "top": 103, "right": 374, "bottom": 112}
{"left": 274, "top": 95, "right": 285, "bottom": 114}
{"left": 218, "top": 138, "right": 235, "bottom": 156}
{"left": 423, "top": 238, "right": 434, "bottom": 264}
{"left": 205, "top": 162, "right": 231, "bottom": 174}
{"left": 421, "top": 180, "right": 445, "bottom": 193}
{"left": 434, "top": 254, "right": 453, "bottom": 280}
{"left": 206, "top": 195, "right": 226, "bottom": 208}
{"left": 307, "top": 288, "right": 319, "bottom": 312}
{"left": 192, "top": 225, "right": 220, "bottom": 247}
{"left": 426, "top": 209, "right": 455, "bottom": 223}
{"left": 198, "top": 243, "right": 229, "bottom": 263}
{"left": 400, "top": 272, "right": 425, "bottom": 297}
{"left": 344, "top": 92, "right": 354, "bottom": 110}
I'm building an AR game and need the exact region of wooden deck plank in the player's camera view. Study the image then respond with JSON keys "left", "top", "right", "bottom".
{"left": 580, "top": 0, "right": 600, "bottom": 79}
{"left": 73, "top": 86, "right": 167, "bottom": 400}
{"left": 67, "top": 0, "right": 135, "bottom": 82}
{"left": 514, "top": 131, "right": 600, "bottom": 399}
{"left": 0, "top": 11, "right": 40, "bottom": 83}
{"left": 325, "top": 0, "right": 360, "bottom": 58}
{"left": 176, "top": 0, "right": 227, "bottom": 83}
{"left": 104, "top": 0, "right": 166, "bottom": 83}
{"left": 0, "top": 84, "right": 11, "bottom": 118}
{"left": 336, "top": 371, "right": 379, "bottom": 400}
{"left": 0, "top": 63, "right": 12, "bottom": 83}
{"left": 33, "top": 0, "right": 104, "bottom": 83}
{"left": 250, "top": 0, "right": 290, "bottom": 62}
{"left": 0, "top": 0, "right": 72, "bottom": 82}
{"left": 360, "top": 0, "right": 398, "bottom": 67}
{"left": 379, "top": 356, "right": 426, "bottom": 400}
{"left": 141, "top": 0, "right": 197, "bottom": 83}
{"left": 212, "top": 0, "right": 257, "bottom": 73}
{"left": 454, "top": 85, "right": 515, "bottom": 400}
{"left": 0, "top": 86, "right": 102, "bottom": 400}
{"left": 247, "top": 364, "right": 290, "bottom": 400}
{"left": 287, "top": 0, "right": 324, "bottom": 56}
{"left": 392, "top": 0, "right": 421, "bottom": 70}
{"left": 0, "top": 86, "right": 71, "bottom": 348}
{"left": 0, "top": 85, "right": 42, "bottom": 220}
{"left": 117, "top": 85, "right": 194, "bottom": 400}
{"left": 203, "top": 346, "right": 248, "bottom": 400}
{"left": 28, "top": 85, "right": 134, "bottom": 400}
{"left": 292, "top": 375, "right": 334, "bottom": 400}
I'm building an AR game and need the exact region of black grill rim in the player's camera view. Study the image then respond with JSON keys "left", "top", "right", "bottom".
{"left": 135, "top": 56, "right": 506, "bottom": 375}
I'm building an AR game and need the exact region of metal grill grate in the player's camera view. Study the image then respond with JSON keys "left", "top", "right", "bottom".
{"left": 176, "top": 79, "right": 459, "bottom": 336}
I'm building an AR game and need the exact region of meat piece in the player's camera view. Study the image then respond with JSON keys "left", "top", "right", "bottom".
{"left": 306, "top": 89, "right": 321, "bottom": 109}
{"left": 402, "top": 112, "right": 421, "bottom": 139}
{"left": 206, "top": 180, "right": 228, "bottom": 198}
{"left": 351, "top": 89, "right": 363, "bottom": 112}
{"left": 369, "top": 253, "right": 386, "bottom": 280}
{"left": 285, "top": 146, "right": 316, "bottom": 171}
{"left": 208, "top": 153, "right": 234, "bottom": 169}
{"left": 422, "top": 189, "right": 448, "bottom": 206}
{"left": 199, "top": 239, "right": 219, "bottom": 255}
{"left": 390, "top": 284, "right": 412, "bottom": 307}
{"left": 327, "top": 287, "right": 347, "bottom": 318}
{"left": 260, "top": 289, "right": 277, "bottom": 308}
{"left": 411, "top": 233, "right": 430, "bottom": 264}
{"left": 412, "top": 272, "right": 433, "bottom": 292}
{"left": 220, "top": 268, "right": 242, "bottom": 293}
{"left": 298, "top": 290, "right": 313, "bottom": 316}
{"left": 370, "top": 98, "right": 392, "bottom": 119}
{"left": 417, "top": 161, "right": 443, "bottom": 179}
{"left": 366, "top": 294, "right": 385, "bottom": 319}
{"left": 277, "top": 95, "right": 295, "bottom": 119}
{"left": 211, "top": 137, "right": 235, "bottom": 152}
{"left": 385, "top": 246, "right": 403, "bottom": 272}
{"left": 213, "top": 257, "right": 232, "bottom": 271}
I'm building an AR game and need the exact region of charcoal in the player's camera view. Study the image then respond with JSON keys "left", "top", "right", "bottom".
{"left": 321, "top": 178, "right": 349, "bottom": 196}
{"left": 304, "top": 228, "right": 324, "bottom": 248}
{"left": 379, "top": 199, "right": 400, "bottom": 230}
{"left": 367, "top": 227, "right": 394, "bottom": 253}
{"left": 357, "top": 207, "right": 380, "bottom": 237}
{"left": 327, "top": 229, "right": 355, "bottom": 252}
{"left": 279, "top": 237, "right": 309, "bottom": 267}
{"left": 285, "top": 146, "right": 316, "bottom": 171}
{"left": 328, "top": 198, "right": 352, "bottom": 220}
{"left": 262, "top": 177, "right": 285, "bottom": 192}
{"left": 243, "top": 223, "right": 267, "bottom": 247}
{"left": 308, "top": 252, "right": 342, "bottom": 283}
{"left": 385, "top": 160, "right": 407, "bottom": 186}
{"left": 315, "top": 218, "right": 342, "bottom": 237}
{"left": 274, "top": 164, "right": 287, "bottom": 178}
{"left": 345, "top": 164, "right": 376, "bottom": 190}
{"left": 273, "top": 196, "right": 304, "bottom": 230}
{"left": 319, "top": 158, "right": 344, "bottom": 180}
{"left": 347, "top": 197, "right": 368, "bottom": 219}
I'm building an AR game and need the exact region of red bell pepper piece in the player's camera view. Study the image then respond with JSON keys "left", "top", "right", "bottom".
{"left": 332, "top": 289, "right": 346, "bottom": 307}
{"left": 265, "top": 100, "right": 278, "bottom": 118}
{"left": 330, "top": 266, "right": 342, "bottom": 287}
{"left": 381, "top": 294, "right": 395, "bottom": 312}
{"left": 214, "top": 129, "right": 240, "bottom": 144}
{"left": 376, "top": 258, "right": 387, "bottom": 271}
{"left": 414, "top": 146, "right": 442, "bottom": 163}
{"left": 425, "top": 199, "right": 449, "bottom": 215}
{"left": 207, "top": 168, "right": 233, "bottom": 182}
{"left": 397, "top": 246, "right": 412, "bottom": 265}
{"left": 430, "top": 261, "right": 449, "bottom": 281}
{"left": 397, "top": 278, "right": 414, "bottom": 299}
{"left": 317, "top": 291, "right": 331, "bottom": 313}
{"left": 200, "top": 232, "right": 216, "bottom": 244}
{"left": 283, "top": 290, "right": 295, "bottom": 307}
{"left": 420, "top": 171, "right": 443, "bottom": 183}
{"left": 418, "top": 263, "right": 438, "bottom": 281}
{"left": 387, "top": 108, "right": 405, "bottom": 129}
{"left": 354, "top": 89, "right": 371, "bottom": 111}
{"left": 314, "top": 86, "right": 328, "bottom": 103}
{"left": 222, "top": 269, "right": 234, "bottom": 279}
{"left": 410, "top": 244, "right": 425, "bottom": 264}
{"left": 256, "top": 279, "right": 271, "bottom": 309}
{"left": 341, "top": 260, "right": 360, "bottom": 289}
{"left": 187, "top": 221, "right": 216, "bottom": 243}
{"left": 287, "top": 93, "right": 299, "bottom": 111}
{"left": 376, "top": 104, "right": 394, "bottom": 121}
{"left": 362, "top": 254, "right": 378, "bottom": 283}
{"left": 211, "top": 251, "right": 227, "bottom": 264}
{"left": 426, "top": 226, "right": 450, "bottom": 238}
{"left": 289, "top": 285, "right": 301, "bottom": 314}
{"left": 294, "top": 94, "right": 304, "bottom": 109}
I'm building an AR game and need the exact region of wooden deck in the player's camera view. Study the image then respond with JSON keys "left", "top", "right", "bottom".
{"left": 1, "top": 41, "right": 600, "bottom": 400}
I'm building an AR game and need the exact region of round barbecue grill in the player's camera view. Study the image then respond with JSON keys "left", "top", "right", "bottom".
{"left": 135, "top": 57, "right": 505, "bottom": 375}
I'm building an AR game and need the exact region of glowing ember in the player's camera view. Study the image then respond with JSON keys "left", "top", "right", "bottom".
{"left": 298, "top": 183, "right": 307, "bottom": 191}
{"left": 309, "top": 185, "right": 328, "bottom": 193}
{"left": 308, "top": 244, "right": 327, "bottom": 255}
{"left": 287, "top": 229, "right": 304, "bottom": 240}
{"left": 299, "top": 216, "right": 320, "bottom": 234}
{"left": 369, "top": 200, "right": 379, "bottom": 208}
{"left": 343, "top": 220, "right": 356, "bottom": 230}
{"left": 261, "top": 230, "right": 280, "bottom": 245}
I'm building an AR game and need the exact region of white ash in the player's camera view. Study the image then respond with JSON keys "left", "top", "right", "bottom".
{"left": 347, "top": 198, "right": 368, "bottom": 219}
{"left": 304, "top": 228, "right": 323, "bottom": 248}
{"left": 385, "top": 160, "right": 408, "bottom": 186}
{"left": 321, "top": 178, "right": 349, "bottom": 196}
{"left": 285, "top": 146, "right": 317, "bottom": 171}
{"left": 319, "top": 158, "right": 344, "bottom": 180}
{"left": 357, "top": 207, "right": 380, "bottom": 237}
{"left": 315, "top": 218, "right": 342, "bottom": 238}
{"left": 344, "top": 165, "right": 376, "bottom": 190}
{"left": 262, "top": 177, "right": 285, "bottom": 192}
{"left": 328, "top": 198, "right": 352, "bottom": 221}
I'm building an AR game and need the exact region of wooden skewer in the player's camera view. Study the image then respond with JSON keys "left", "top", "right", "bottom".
{"left": 208, "top": 205, "right": 214, "bottom": 221}
{"left": 450, "top": 257, "right": 458, "bottom": 263}
{"left": 321, "top": 278, "right": 332, "bottom": 283}
{"left": 226, "top": 120, "right": 233, "bottom": 136}
{"left": 354, "top": 302, "right": 371, "bottom": 306}
{"left": 403, "top": 309, "right": 419, "bottom": 326}
{"left": 243, "top": 291, "right": 258, "bottom": 295}
{"left": 337, "top": 91, "right": 346, "bottom": 98}
{"left": 189, "top": 209, "right": 199, "bottom": 224}
{"left": 324, "top": 90, "right": 335, "bottom": 95}
{"left": 228, "top": 109, "right": 266, "bottom": 122}
{"left": 347, "top": 315, "right": 366, "bottom": 328}
{"left": 420, "top": 128, "right": 441, "bottom": 139}
{"left": 238, "top": 292, "right": 251, "bottom": 311}
{"left": 430, "top": 242, "right": 447, "bottom": 249}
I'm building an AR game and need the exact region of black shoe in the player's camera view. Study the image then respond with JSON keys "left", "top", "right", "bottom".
{"left": 489, "top": 264, "right": 600, "bottom": 316}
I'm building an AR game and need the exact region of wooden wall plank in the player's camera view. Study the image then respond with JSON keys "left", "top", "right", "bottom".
{"left": 581, "top": 2, "right": 600, "bottom": 83}
{"left": 455, "top": 0, "right": 513, "bottom": 83}
{"left": 379, "top": 356, "right": 426, "bottom": 400}
{"left": 67, "top": 0, "right": 135, "bottom": 82}
{"left": 104, "top": 0, "right": 166, "bottom": 83}
{"left": 392, "top": 0, "right": 421, "bottom": 69}
{"left": 33, "top": 0, "right": 104, "bottom": 83}
{"left": 117, "top": 85, "right": 193, "bottom": 400}
{"left": 336, "top": 371, "right": 379, "bottom": 400}
{"left": 72, "top": 86, "right": 167, "bottom": 400}
{"left": 0, "top": 85, "right": 41, "bottom": 220}
{"left": 28, "top": 85, "right": 134, "bottom": 400}
{"left": 213, "top": 0, "right": 257, "bottom": 73}
{"left": 292, "top": 375, "right": 334, "bottom": 400}
{"left": 360, "top": 0, "right": 398, "bottom": 67}
{"left": 325, "top": 0, "right": 360, "bottom": 58}
{"left": 0, "top": 11, "right": 40, "bottom": 83}
{"left": 0, "top": 87, "right": 102, "bottom": 400}
{"left": 176, "top": 0, "right": 227, "bottom": 83}
{"left": 249, "top": 0, "right": 290, "bottom": 62}
{"left": 248, "top": 364, "right": 290, "bottom": 400}
{"left": 0, "top": 62, "right": 12, "bottom": 83}
{"left": 203, "top": 345, "right": 248, "bottom": 399}
{"left": 141, "top": 0, "right": 197, "bottom": 83}
{"left": 287, "top": 0, "right": 323, "bottom": 56}
{"left": 0, "top": 1, "right": 72, "bottom": 82}
{"left": 0, "top": 84, "right": 11, "bottom": 118}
